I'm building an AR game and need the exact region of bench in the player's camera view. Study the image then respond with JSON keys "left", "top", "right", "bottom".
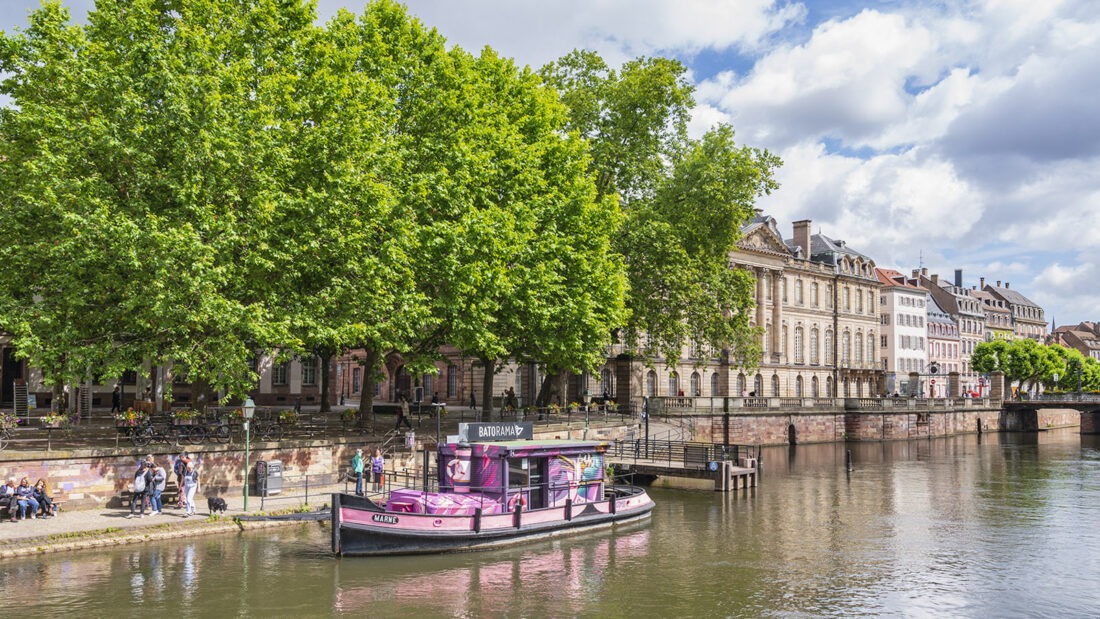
{"left": 2, "top": 496, "right": 65, "bottom": 520}
{"left": 116, "top": 482, "right": 180, "bottom": 510}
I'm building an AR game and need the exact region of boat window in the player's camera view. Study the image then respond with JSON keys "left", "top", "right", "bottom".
{"left": 508, "top": 457, "right": 546, "bottom": 509}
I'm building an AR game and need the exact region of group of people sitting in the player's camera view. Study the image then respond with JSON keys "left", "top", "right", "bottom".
{"left": 0, "top": 476, "right": 58, "bottom": 521}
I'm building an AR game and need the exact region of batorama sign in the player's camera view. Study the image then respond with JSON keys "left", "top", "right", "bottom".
{"left": 460, "top": 422, "right": 534, "bottom": 442}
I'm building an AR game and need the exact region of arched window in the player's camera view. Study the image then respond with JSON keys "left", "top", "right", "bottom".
{"left": 825, "top": 330, "right": 833, "bottom": 364}
{"left": 842, "top": 331, "right": 851, "bottom": 365}
{"left": 668, "top": 372, "right": 679, "bottom": 396}
{"left": 601, "top": 368, "right": 612, "bottom": 393}
{"left": 691, "top": 372, "right": 701, "bottom": 397}
{"left": 867, "top": 333, "right": 875, "bottom": 366}
{"left": 855, "top": 333, "right": 864, "bottom": 365}
{"left": 794, "top": 327, "right": 805, "bottom": 364}
{"left": 754, "top": 374, "right": 763, "bottom": 396}
{"left": 812, "top": 376, "right": 819, "bottom": 398}
{"left": 710, "top": 372, "right": 719, "bottom": 396}
{"left": 737, "top": 373, "right": 747, "bottom": 396}
{"left": 843, "top": 378, "right": 851, "bottom": 397}
{"left": 810, "top": 328, "right": 820, "bottom": 364}
{"left": 796, "top": 375, "right": 804, "bottom": 397}
{"left": 646, "top": 371, "right": 657, "bottom": 397}
{"left": 826, "top": 376, "right": 834, "bottom": 397}
{"left": 771, "top": 374, "right": 780, "bottom": 396}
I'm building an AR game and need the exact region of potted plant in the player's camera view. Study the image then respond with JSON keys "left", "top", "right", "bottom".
{"left": 340, "top": 408, "right": 358, "bottom": 426}
{"left": 114, "top": 407, "right": 148, "bottom": 428}
{"left": 172, "top": 408, "right": 201, "bottom": 425}
{"left": 278, "top": 409, "right": 299, "bottom": 425}
{"left": 0, "top": 411, "right": 20, "bottom": 431}
{"left": 41, "top": 412, "right": 71, "bottom": 428}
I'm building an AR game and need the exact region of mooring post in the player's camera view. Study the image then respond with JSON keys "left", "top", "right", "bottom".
{"left": 846, "top": 449, "right": 853, "bottom": 472}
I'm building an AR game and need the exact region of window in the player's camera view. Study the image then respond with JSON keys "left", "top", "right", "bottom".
{"left": 668, "top": 372, "right": 680, "bottom": 396}
{"left": 844, "top": 288, "right": 851, "bottom": 311}
{"left": 781, "top": 326, "right": 788, "bottom": 360}
{"left": 825, "top": 330, "right": 833, "bottom": 364}
{"left": 691, "top": 372, "right": 701, "bottom": 396}
{"left": 352, "top": 367, "right": 361, "bottom": 393}
{"left": 857, "top": 291, "right": 863, "bottom": 313}
{"left": 754, "top": 374, "right": 764, "bottom": 395}
{"left": 795, "top": 280, "right": 803, "bottom": 305}
{"left": 737, "top": 373, "right": 746, "bottom": 396}
{"left": 868, "top": 292, "right": 875, "bottom": 313}
{"left": 842, "top": 332, "right": 851, "bottom": 365}
{"left": 867, "top": 333, "right": 875, "bottom": 364}
{"left": 881, "top": 335, "right": 888, "bottom": 347}
{"left": 812, "top": 376, "right": 819, "bottom": 398}
{"left": 855, "top": 333, "right": 863, "bottom": 364}
{"left": 447, "top": 364, "right": 458, "bottom": 397}
{"left": 812, "top": 283, "right": 819, "bottom": 306}
{"left": 771, "top": 374, "right": 780, "bottom": 396}
{"left": 782, "top": 277, "right": 788, "bottom": 303}
{"left": 794, "top": 327, "right": 804, "bottom": 364}
{"left": 272, "top": 360, "right": 288, "bottom": 386}
{"left": 711, "top": 373, "right": 719, "bottom": 396}
{"left": 827, "top": 285, "right": 833, "bottom": 308}
{"left": 810, "top": 328, "right": 820, "bottom": 365}
{"left": 647, "top": 371, "right": 657, "bottom": 397}
{"left": 301, "top": 356, "right": 318, "bottom": 386}
{"left": 796, "top": 376, "right": 804, "bottom": 397}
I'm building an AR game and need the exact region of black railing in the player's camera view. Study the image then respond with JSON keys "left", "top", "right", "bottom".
{"left": 607, "top": 438, "right": 761, "bottom": 471}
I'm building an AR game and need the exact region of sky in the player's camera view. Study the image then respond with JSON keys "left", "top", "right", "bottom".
{"left": 3, "top": 0, "right": 1098, "bottom": 327}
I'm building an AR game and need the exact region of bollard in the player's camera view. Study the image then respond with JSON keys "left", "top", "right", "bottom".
{"left": 846, "top": 449, "right": 853, "bottom": 472}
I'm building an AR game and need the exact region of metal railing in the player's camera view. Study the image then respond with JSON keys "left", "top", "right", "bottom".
{"left": 607, "top": 438, "right": 761, "bottom": 471}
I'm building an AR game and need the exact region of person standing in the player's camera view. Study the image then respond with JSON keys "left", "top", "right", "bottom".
{"left": 173, "top": 451, "right": 190, "bottom": 509}
{"left": 127, "top": 461, "right": 151, "bottom": 519}
{"left": 469, "top": 392, "right": 476, "bottom": 410}
{"left": 394, "top": 396, "right": 412, "bottom": 431}
{"left": 1, "top": 478, "right": 16, "bottom": 521}
{"left": 371, "top": 448, "right": 385, "bottom": 493}
{"left": 351, "top": 448, "right": 365, "bottom": 496}
{"left": 111, "top": 385, "right": 122, "bottom": 414}
{"left": 150, "top": 460, "right": 167, "bottom": 515}
{"left": 181, "top": 461, "right": 199, "bottom": 517}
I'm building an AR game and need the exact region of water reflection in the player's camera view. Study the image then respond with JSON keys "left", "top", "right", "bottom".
{"left": 333, "top": 525, "right": 651, "bottom": 616}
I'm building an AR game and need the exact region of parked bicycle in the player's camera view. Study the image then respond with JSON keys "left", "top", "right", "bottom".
{"left": 130, "top": 421, "right": 203, "bottom": 448}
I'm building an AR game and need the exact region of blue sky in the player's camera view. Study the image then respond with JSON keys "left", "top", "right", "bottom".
{"left": 3, "top": 0, "right": 1098, "bottom": 327}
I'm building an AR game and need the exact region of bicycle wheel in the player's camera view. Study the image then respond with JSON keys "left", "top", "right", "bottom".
{"left": 210, "top": 424, "right": 231, "bottom": 444}
{"left": 132, "top": 426, "right": 154, "bottom": 448}
{"left": 187, "top": 426, "right": 207, "bottom": 444}
{"left": 0, "top": 429, "right": 9, "bottom": 451}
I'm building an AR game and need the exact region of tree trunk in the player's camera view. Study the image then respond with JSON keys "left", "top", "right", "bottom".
{"left": 319, "top": 353, "right": 333, "bottom": 413}
{"left": 480, "top": 356, "right": 496, "bottom": 422}
{"left": 357, "top": 348, "right": 382, "bottom": 431}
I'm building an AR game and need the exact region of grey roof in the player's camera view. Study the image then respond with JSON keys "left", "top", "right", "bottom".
{"left": 926, "top": 295, "right": 955, "bottom": 325}
{"left": 984, "top": 285, "right": 1042, "bottom": 309}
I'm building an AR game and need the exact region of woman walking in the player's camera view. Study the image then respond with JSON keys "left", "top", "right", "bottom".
{"left": 371, "top": 448, "right": 385, "bottom": 493}
{"left": 182, "top": 461, "right": 199, "bottom": 517}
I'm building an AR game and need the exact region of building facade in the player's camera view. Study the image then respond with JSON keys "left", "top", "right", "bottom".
{"left": 875, "top": 268, "right": 929, "bottom": 396}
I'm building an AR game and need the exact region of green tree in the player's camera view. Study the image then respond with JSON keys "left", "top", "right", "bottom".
{"left": 541, "top": 51, "right": 776, "bottom": 370}
{"left": 0, "top": 0, "right": 315, "bottom": 400}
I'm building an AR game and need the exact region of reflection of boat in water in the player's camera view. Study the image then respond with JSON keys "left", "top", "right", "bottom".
{"left": 332, "top": 439, "right": 655, "bottom": 556}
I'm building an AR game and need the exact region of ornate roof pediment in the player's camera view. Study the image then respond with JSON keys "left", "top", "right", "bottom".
{"left": 738, "top": 226, "right": 792, "bottom": 256}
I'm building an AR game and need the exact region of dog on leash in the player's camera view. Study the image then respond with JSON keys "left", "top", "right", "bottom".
{"left": 207, "top": 496, "right": 228, "bottom": 516}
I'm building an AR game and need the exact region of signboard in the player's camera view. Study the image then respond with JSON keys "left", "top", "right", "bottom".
{"left": 26, "top": 394, "right": 37, "bottom": 410}
{"left": 930, "top": 379, "right": 936, "bottom": 385}
{"left": 460, "top": 422, "right": 534, "bottom": 442}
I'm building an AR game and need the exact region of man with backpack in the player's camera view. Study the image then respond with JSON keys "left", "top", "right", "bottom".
{"left": 351, "top": 448, "right": 365, "bottom": 496}
{"left": 127, "top": 460, "right": 153, "bottom": 518}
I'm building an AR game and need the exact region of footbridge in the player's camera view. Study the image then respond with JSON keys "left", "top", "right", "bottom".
{"left": 1003, "top": 395, "right": 1100, "bottom": 433}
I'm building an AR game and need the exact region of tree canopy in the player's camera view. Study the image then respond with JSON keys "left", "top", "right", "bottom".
{"left": 541, "top": 51, "right": 778, "bottom": 368}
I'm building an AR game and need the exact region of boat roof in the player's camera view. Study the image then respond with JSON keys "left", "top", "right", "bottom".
{"left": 441, "top": 439, "right": 606, "bottom": 453}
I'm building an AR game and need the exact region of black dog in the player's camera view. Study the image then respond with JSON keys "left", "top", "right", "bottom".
{"left": 207, "top": 496, "right": 228, "bottom": 516}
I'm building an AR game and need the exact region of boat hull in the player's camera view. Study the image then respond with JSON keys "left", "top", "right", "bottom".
{"left": 332, "top": 488, "right": 654, "bottom": 556}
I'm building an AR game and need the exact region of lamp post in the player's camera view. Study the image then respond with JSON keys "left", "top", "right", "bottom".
{"left": 242, "top": 397, "right": 255, "bottom": 512}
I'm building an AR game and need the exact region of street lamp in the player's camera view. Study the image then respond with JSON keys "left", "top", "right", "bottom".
{"left": 242, "top": 397, "right": 255, "bottom": 512}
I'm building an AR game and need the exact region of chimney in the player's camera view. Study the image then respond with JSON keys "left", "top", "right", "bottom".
{"left": 1005, "top": 282, "right": 1010, "bottom": 289}
{"left": 912, "top": 269, "right": 921, "bottom": 279}
{"left": 931, "top": 274, "right": 940, "bottom": 285}
{"left": 997, "top": 280, "right": 1001, "bottom": 287}
{"left": 793, "top": 220, "right": 812, "bottom": 260}
{"left": 980, "top": 277, "right": 985, "bottom": 289}
{"left": 922, "top": 267, "right": 928, "bottom": 276}
{"left": 954, "top": 269, "right": 963, "bottom": 287}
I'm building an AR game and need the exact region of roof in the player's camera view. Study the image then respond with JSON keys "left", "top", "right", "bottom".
{"left": 984, "top": 285, "right": 1042, "bottom": 309}
{"left": 875, "top": 268, "right": 925, "bottom": 290}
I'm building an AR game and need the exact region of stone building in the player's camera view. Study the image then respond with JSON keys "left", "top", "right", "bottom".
{"left": 982, "top": 280, "right": 1048, "bottom": 342}
{"left": 1049, "top": 322, "right": 1100, "bottom": 362}
{"left": 972, "top": 278, "right": 1014, "bottom": 342}
{"left": 875, "top": 268, "right": 929, "bottom": 396}
{"left": 916, "top": 269, "right": 986, "bottom": 395}
{"left": 926, "top": 294, "right": 963, "bottom": 394}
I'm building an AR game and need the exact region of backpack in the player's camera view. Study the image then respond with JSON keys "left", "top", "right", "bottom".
{"left": 174, "top": 458, "right": 187, "bottom": 476}
{"left": 133, "top": 469, "right": 147, "bottom": 493}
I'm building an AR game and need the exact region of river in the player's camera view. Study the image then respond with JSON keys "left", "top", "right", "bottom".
{"left": 3, "top": 429, "right": 1099, "bottom": 618}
